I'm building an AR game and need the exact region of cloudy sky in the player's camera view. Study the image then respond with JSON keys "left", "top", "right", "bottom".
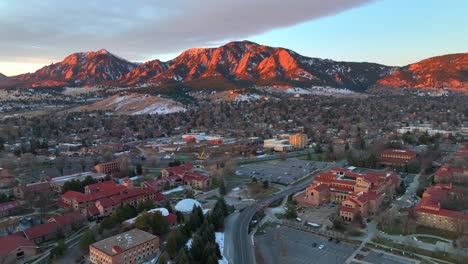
{"left": 1, "top": 0, "right": 467, "bottom": 76}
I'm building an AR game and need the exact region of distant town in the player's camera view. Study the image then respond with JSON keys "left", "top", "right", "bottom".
{"left": 0, "top": 88, "right": 467, "bottom": 264}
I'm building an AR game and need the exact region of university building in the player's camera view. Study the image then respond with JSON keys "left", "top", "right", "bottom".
{"left": 160, "top": 163, "right": 211, "bottom": 191}
{"left": 415, "top": 183, "right": 468, "bottom": 233}
{"left": 294, "top": 168, "right": 399, "bottom": 221}
{"left": 289, "top": 133, "right": 308, "bottom": 149}
{"left": 379, "top": 149, "right": 417, "bottom": 167}
{"left": 90, "top": 229, "right": 160, "bottom": 264}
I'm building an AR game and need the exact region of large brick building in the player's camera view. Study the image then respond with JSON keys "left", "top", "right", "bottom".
{"left": 13, "top": 182, "right": 53, "bottom": 200}
{"left": 0, "top": 235, "right": 38, "bottom": 264}
{"left": 289, "top": 133, "right": 308, "bottom": 149}
{"left": 160, "top": 163, "right": 211, "bottom": 191}
{"left": 294, "top": 168, "right": 399, "bottom": 221}
{"left": 61, "top": 181, "right": 164, "bottom": 217}
{"left": 415, "top": 183, "right": 468, "bottom": 233}
{"left": 379, "top": 149, "right": 417, "bottom": 167}
{"left": 90, "top": 229, "right": 160, "bottom": 264}
{"left": 434, "top": 146, "right": 468, "bottom": 184}
{"left": 95, "top": 161, "right": 120, "bottom": 175}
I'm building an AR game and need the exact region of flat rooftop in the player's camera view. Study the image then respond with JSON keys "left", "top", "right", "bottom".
{"left": 91, "top": 229, "right": 157, "bottom": 256}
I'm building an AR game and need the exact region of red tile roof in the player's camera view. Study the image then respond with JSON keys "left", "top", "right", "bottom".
{"left": 23, "top": 222, "right": 58, "bottom": 240}
{"left": 48, "top": 211, "right": 85, "bottom": 228}
{"left": 97, "top": 198, "right": 118, "bottom": 208}
{"left": 18, "top": 182, "right": 51, "bottom": 193}
{"left": 184, "top": 172, "right": 209, "bottom": 182}
{"left": 340, "top": 206, "right": 357, "bottom": 214}
{"left": 86, "top": 180, "right": 117, "bottom": 192}
{"left": 0, "top": 234, "right": 37, "bottom": 256}
{"left": 87, "top": 206, "right": 100, "bottom": 216}
{"left": 62, "top": 190, "right": 84, "bottom": 201}
{"left": 165, "top": 213, "right": 177, "bottom": 225}
{"left": 380, "top": 149, "right": 417, "bottom": 157}
{"left": 0, "top": 200, "right": 21, "bottom": 212}
{"left": 416, "top": 184, "right": 468, "bottom": 220}
{"left": 311, "top": 184, "right": 329, "bottom": 192}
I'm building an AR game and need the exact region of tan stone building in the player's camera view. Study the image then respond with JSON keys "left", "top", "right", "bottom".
{"left": 90, "top": 229, "right": 160, "bottom": 264}
{"left": 294, "top": 168, "right": 399, "bottom": 221}
{"left": 95, "top": 161, "right": 120, "bottom": 175}
{"left": 415, "top": 184, "right": 468, "bottom": 233}
{"left": 289, "top": 133, "right": 308, "bottom": 149}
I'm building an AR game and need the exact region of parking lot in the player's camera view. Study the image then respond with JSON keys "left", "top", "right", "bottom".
{"left": 236, "top": 159, "right": 328, "bottom": 185}
{"left": 297, "top": 204, "right": 337, "bottom": 228}
{"left": 256, "top": 226, "right": 357, "bottom": 264}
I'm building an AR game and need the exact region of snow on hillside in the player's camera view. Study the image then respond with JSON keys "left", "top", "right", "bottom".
{"left": 73, "top": 93, "right": 185, "bottom": 115}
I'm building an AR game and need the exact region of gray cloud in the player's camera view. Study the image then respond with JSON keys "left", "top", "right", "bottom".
{"left": 0, "top": 0, "right": 373, "bottom": 69}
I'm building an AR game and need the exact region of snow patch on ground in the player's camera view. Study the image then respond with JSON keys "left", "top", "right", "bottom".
{"left": 162, "top": 186, "right": 185, "bottom": 195}
{"left": 234, "top": 93, "right": 261, "bottom": 102}
{"left": 186, "top": 232, "right": 228, "bottom": 264}
{"left": 74, "top": 93, "right": 185, "bottom": 115}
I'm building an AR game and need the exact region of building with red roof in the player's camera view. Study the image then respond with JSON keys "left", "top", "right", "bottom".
{"left": 142, "top": 176, "right": 182, "bottom": 192}
{"left": 47, "top": 211, "right": 86, "bottom": 234}
{"left": 379, "top": 149, "right": 417, "bottom": 167}
{"left": 22, "top": 222, "right": 59, "bottom": 244}
{"left": 61, "top": 180, "right": 165, "bottom": 218}
{"left": 435, "top": 146, "right": 468, "bottom": 184}
{"left": 415, "top": 183, "right": 468, "bottom": 233}
{"left": 13, "top": 182, "right": 53, "bottom": 200}
{"left": 0, "top": 200, "right": 22, "bottom": 217}
{"left": 160, "top": 163, "right": 211, "bottom": 191}
{"left": 294, "top": 167, "right": 399, "bottom": 222}
{"left": 85, "top": 180, "right": 118, "bottom": 194}
{"left": 0, "top": 234, "right": 38, "bottom": 264}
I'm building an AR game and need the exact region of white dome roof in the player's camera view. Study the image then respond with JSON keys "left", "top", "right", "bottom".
{"left": 175, "top": 199, "right": 202, "bottom": 213}
{"left": 147, "top": 208, "right": 169, "bottom": 216}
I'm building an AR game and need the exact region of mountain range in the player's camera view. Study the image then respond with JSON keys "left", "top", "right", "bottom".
{"left": 0, "top": 72, "right": 6, "bottom": 81}
{"left": 1, "top": 41, "right": 466, "bottom": 92}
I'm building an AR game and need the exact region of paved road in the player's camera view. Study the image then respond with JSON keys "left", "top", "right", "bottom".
{"left": 229, "top": 161, "right": 342, "bottom": 264}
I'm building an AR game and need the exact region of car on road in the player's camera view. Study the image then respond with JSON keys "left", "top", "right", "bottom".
{"left": 318, "top": 245, "right": 324, "bottom": 249}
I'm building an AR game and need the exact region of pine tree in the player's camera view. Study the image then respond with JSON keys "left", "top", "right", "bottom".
{"left": 219, "top": 178, "right": 226, "bottom": 196}
{"left": 79, "top": 230, "right": 95, "bottom": 252}
{"left": 151, "top": 211, "right": 169, "bottom": 236}
{"left": 135, "top": 213, "right": 152, "bottom": 232}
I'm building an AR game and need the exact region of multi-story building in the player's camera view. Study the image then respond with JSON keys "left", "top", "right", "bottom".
{"left": 415, "top": 184, "right": 468, "bottom": 233}
{"left": 289, "top": 133, "right": 308, "bottom": 149}
{"left": 95, "top": 161, "right": 120, "bottom": 175}
{"left": 0, "top": 235, "right": 38, "bottom": 264}
{"left": 61, "top": 181, "right": 164, "bottom": 216}
{"left": 89, "top": 229, "right": 160, "bottom": 264}
{"left": 263, "top": 138, "right": 293, "bottom": 152}
{"left": 161, "top": 163, "right": 211, "bottom": 191}
{"left": 48, "top": 172, "right": 107, "bottom": 193}
{"left": 434, "top": 146, "right": 468, "bottom": 184}
{"left": 13, "top": 182, "right": 53, "bottom": 200}
{"left": 294, "top": 168, "right": 399, "bottom": 221}
{"left": 379, "top": 149, "right": 417, "bottom": 167}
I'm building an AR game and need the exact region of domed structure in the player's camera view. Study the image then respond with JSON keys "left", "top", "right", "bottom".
{"left": 147, "top": 208, "right": 169, "bottom": 216}
{"left": 175, "top": 199, "right": 202, "bottom": 213}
